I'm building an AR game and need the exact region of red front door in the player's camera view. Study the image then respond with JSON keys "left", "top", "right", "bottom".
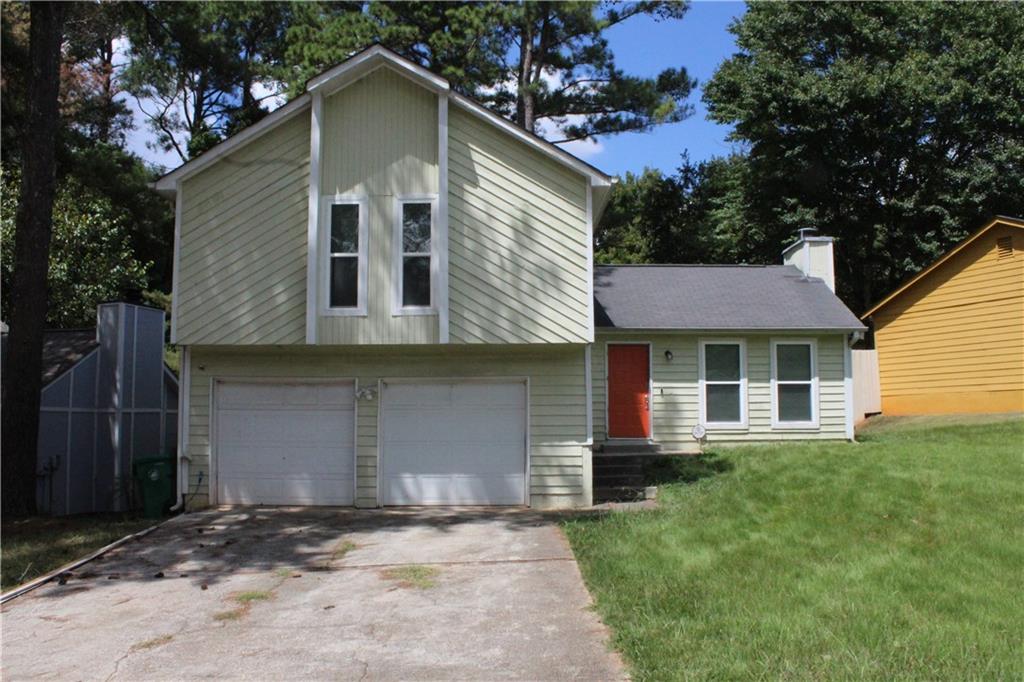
{"left": 607, "top": 344, "right": 651, "bottom": 439}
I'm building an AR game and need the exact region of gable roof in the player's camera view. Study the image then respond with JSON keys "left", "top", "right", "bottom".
{"left": 861, "top": 215, "right": 1024, "bottom": 319}
{"left": 153, "top": 44, "right": 613, "bottom": 195}
{"left": 593, "top": 265, "right": 866, "bottom": 331}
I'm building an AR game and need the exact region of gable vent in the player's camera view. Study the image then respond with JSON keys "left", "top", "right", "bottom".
{"left": 996, "top": 236, "right": 1013, "bottom": 259}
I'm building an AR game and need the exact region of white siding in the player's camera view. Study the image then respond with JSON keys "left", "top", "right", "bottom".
{"left": 593, "top": 332, "right": 849, "bottom": 447}
{"left": 447, "top": 107, "right": 590, "bottom": 344}
{"left": 185, "top": 345, "right": 590, "bottom": 510}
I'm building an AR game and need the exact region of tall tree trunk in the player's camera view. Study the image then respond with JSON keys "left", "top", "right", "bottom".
{"left": 1, "top": 2, "right": 67, "bottom": 516}
{"left": 515, "top": 20, "right": 534, "bottom": 132}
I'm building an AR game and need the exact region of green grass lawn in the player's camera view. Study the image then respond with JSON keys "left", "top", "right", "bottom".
{"left": 564, "top": 415, "right": 1024, "bottom": 680}
{"left": 1, "top": 513, "right": 155, "bottom": 591}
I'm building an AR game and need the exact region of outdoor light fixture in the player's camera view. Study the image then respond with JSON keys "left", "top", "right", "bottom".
{"left": 664, "top": 350, "right": 673, "bottom": 361}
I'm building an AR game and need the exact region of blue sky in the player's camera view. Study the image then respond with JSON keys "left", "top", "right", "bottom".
{"left": 592, "top": 1, "right": 747, "bottom": 176}
{"left": 126, "top": 2, "right": 746, "bottom": 177}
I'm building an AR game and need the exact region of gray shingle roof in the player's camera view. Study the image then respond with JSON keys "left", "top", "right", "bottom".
{"left": 594, "top": 265, "right": 866, "bottom": 331}
{"left": 40, "top": 329, "right": 98, "bottom": 385}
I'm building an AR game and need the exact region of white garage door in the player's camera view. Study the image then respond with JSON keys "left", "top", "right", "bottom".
{"left": 381, "top": 381, "right": 527, "bottom": 505}
{"left": 215, "top": 381, "right": 355, "bottom": 505}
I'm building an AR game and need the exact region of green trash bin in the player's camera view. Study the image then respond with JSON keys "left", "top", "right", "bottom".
{"left": 134, "top": 456, "right": 174, "bottom": 518}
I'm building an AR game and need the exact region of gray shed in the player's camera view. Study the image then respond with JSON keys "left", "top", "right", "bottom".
{"left": 34, "top": 302, "right": 178, "bottom": 515}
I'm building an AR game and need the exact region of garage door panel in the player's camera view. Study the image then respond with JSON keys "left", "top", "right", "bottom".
{"left": 384, "top": 474, "right": 525, "bottom": 506}
{"left": 216, "top": 381, "right": 354, "bottom": 506}
{"left": 384, "top": 443, "right": 524, "bottom": 475}
{"left": 218, "top": 410, "right": 353, "bottom": 446}
{"left": 218, "top": 383, "right": 354, "bottom": 409}
{"left": 382, "top": 381, "right": 526, "bottom": 506}
{"left": 220, "top": 474, "right": 351, "bottom": 506}
{"left": 452, "top": 382, "right": 524, "bottom": 408}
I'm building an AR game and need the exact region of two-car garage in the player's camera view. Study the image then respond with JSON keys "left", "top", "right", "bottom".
{"left": 214, "top": 380, "right": 527, "bottom": 507}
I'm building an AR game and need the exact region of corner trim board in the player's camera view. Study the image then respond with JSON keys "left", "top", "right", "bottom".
{"left": 438, "top": 94, "right": 450, "bottom": 343}
{"left": 305, "top": 91, "right": 323, "bottom": 344}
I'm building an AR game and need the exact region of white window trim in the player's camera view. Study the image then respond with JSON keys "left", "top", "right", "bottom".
{"left": 320, "top": 195, "right": 369, "bottom": 316}
{"left": 698, "top": 338, "right": 748, "bottom": 429}
{"left": 770, "top": 338, "right": 820, "bottom": 429}
{"left": 392, "top": 195, "right": 439, "bottom": 316}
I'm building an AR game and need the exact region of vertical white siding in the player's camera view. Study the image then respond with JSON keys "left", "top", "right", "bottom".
{"left": 447, "top": 107, "right": 590, "bottom": 344}
{"left": 593, "top": 333, "right": 849, "bottom": 446}
{"left": 317, "top": 67, "right": 439, "bottom": 344}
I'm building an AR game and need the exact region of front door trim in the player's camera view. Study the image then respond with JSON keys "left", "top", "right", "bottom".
{"left": 604, "top": 341, "right": 653, "bottom": 441}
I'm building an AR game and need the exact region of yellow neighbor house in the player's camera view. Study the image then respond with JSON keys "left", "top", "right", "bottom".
{"left": 862, "top": 216, "right": 1024, "bottom": 415}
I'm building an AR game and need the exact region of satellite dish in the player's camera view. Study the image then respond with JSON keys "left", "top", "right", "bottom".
{"left": 691, "top": 423, "right": 706, "bottom": 440}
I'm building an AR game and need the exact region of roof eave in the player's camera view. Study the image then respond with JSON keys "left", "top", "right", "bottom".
{"left": 152, "top": 93, "right": 313, "bottom": 193}
{"left": 861, "top": 215, "right": 1024, "bottom": 319}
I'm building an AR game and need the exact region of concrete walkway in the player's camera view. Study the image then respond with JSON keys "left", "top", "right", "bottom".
{"left": 1, "top": 507, "right": 626, "bottom": 681}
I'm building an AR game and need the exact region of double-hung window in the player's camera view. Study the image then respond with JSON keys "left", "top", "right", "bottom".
{"left": 699, "top": 339, "right": 747, "bottom": 427}
{"left": 393, "top": 197, "right": 437, "bottom": 314}
{"left": 323, "top": 197, "right": 367, "bottom": 315}
{"left": 771, "top": 339, "right": 818, "bottom": 427}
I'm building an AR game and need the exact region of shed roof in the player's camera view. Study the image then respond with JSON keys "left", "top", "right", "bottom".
{"left": 40, "top": 329, "right": 98, "bottom": 385}
{"left": 593, "top": 264, "right": 866, "bottom": 331}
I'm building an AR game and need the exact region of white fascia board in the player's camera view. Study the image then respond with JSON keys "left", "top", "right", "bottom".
{"left": 153, "top": 94, "right": 313, "bottom": 194}
{"left": 308, "top": 46, "right": 449, "bottom": 96}
{"left": 448, "top": 91, "right": 614, "bottom": 187}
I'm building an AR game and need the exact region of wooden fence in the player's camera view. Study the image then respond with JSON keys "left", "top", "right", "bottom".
{"left": 853, "top": 349, "right": 881, "bottom": 422}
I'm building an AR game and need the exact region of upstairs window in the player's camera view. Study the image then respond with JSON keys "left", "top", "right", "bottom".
{"left": 771, "top": 339, "right": 818, "bottom": 427}
{"left": 699, "top": 340, "right": 747, "bottom": 427}
{"left": 394, "top": 197, "right": 437, "bottom": 314}
{"left": 322, "top": 197, "right": 367, "bottom": 315}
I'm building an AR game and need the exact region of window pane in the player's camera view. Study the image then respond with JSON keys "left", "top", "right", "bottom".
{"left": 402, "top": 256, "right": 431, "bottom": 307}
{"left": 331, "top": 204, "right": 359, "bottom": 253}
{"left": 778, "top": 384, "right": 812, "bottom": 422}
{"left": 402, "top": 203, "right": 431, "bottom": 253}
{"left": 705, "top": 344, "right": 740, "bottom": 381}
{"left": 706, "top": 384, "right": 741, "bottom": 423}
{"left": 777, "top": 344, "right": 812, "bottom": 381}
{"left": 330, "top": 256, "right": 358, "bottom": 308}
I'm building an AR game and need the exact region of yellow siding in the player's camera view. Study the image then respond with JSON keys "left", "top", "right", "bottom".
{"left": 185, "top": 345, "right": 590, "bottom": 509}
{"left": 592, "top": 333, "right": 849, "bottom": 447}
{"left": 873, "top": 224, "right": 1024, "bottom": 415}
{"left": 176, "top": 111, "right": 311, "bottom": 345}
{"left": 448, "top": 107, "right": 590, "bottom": 344}
{"left": 317, "top": 67, "right": 439, "bottom": 344}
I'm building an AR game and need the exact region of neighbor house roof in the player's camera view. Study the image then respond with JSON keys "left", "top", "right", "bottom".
{"left": 40, "top": 329, "right": 98, "bottom": 385}
{"left": 593, "top": 265, "right": 866, "bottom": 331}
{"left": 153, "top": 44, "right": 613, "bottom": 195}
{"left": 861, "top": 215, "right": 1024, "bottom": 319}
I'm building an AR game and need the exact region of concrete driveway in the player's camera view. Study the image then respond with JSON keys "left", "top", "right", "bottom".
{"left": 1, "top": 508, "right": 625, "bottom": 681}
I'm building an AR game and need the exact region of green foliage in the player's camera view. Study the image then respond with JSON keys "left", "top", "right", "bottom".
{"left": 122, "top": 1, "right": 295, "bottom": 161}
{"left": 283, "top": 1, "right": 695, "bottom": 141}
{"left": 595, "top": 154, "right": 752, "bottom": 265}
{"left": 565, "top": 416, "right": 1024, "bottom": 680}
{"left": 1, "top": 167, "right": 150, "bottom": 328}
{"left": 700, "top": 2, "right": 1024, "bottom": 310}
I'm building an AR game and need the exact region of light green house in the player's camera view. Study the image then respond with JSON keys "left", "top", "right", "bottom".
{"left": 154, "top": 46, "right": 864, "bottom": 511}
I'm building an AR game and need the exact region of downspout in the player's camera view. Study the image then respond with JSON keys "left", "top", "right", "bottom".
{"left": 169, "top": 346, "right": 190, "bottom": 513}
